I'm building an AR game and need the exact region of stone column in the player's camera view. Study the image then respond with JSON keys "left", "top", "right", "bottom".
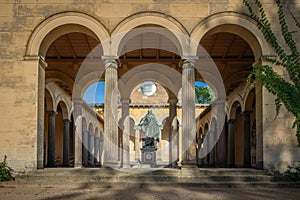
{"left": 168, "top": 98, "right": 178, "bottom": 166}
{"left": 135, "top": 129, "right": 140, "bottom": 161}
{"left": 178, "top": 124, "right": 182, "bottom": 167}
{"left": 181, "top": 58, "right": 197, "bottom": 166}
{"left": 121, "top": 99, "right": 130, "bottom": 168}
{"left": 95, "top": 137, "right": 100, "bottom": 166}
{"left": 63, "top": 119, "right": 71, "bottom": 167}
{"left": 89, "top": 133, "right": 95, "bottom": 167}
{"left": 227, "top": 120, "right": 235, "bottom": 167}
{"left": 216, "top": 124, "right": 227, "bottom": 167}
{"left": 37, "top": 57, "right": 47, "bottom": 169}
{"left": 73, "top": 99, "right": 83, "bottom": 168}
{"left": 99, "top": 135, "right": 104, "bottom": 166}
{"left": 47, "top": 111, "right": 56, "bottom": 167}
{"left": 209, "top": 131, "right": 215, "bottom": 166}
{"left": 243, "top": 111, "right": 251, "bottom": 167}
{"left": 203, "top": 133, "right": 208, "bottom": 166}
{"left": 103, "top": 57, "right": 119, "bottom": 166}
{"left": 82, "top": 130, "right": 89, "bottom": 167}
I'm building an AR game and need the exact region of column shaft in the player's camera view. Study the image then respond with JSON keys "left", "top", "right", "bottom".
{"left": 135, "top": 129, "right": 140, "bottom": 161}
{"left": 216, "top": 124, "right": 227, "bottom": 166}
{"left": 181, "top": 59, "right": 197, "bottom": 166}
{"left": 63, "top": 119, "right": 70, "bottom": 167}
{"left": 103, "top": 58, "right": 119, "bottom": 166}
{"left": 243, "top": 111, "right": 251, "bottom": 167}
{"left": 95, "top": 137, "right": 100, "bottom": 166}
{"left": 209, "top": 131, "right": 215, "bottom": 166}
{"left": 73, "top": 100, "right": 83, "bottom": 168}
{"left": 89, "top": 134, "right": 95, "bottom": 167}
{"left": 168, "top": 99, "right": 178, "bottom": 166}
{"left": 82, "top": 130, "right": 89, "bottom": 167}
{"left": 227, "top": 120, "right": 235, "bottom": 167}
{"left": 47, "top": 111, "right": 56, "bottom": 167}
{"left": 121, "top": 99, "right": 130, "bottom": 167}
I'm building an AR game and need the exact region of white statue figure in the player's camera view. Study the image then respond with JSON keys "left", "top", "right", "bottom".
{"left": 135, "top": 109, "right": 162, "bottom": 148}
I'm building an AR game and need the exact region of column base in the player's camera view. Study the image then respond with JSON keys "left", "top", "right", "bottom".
{"left": 181, "top": 162, "right": 197, "bottom": 169}
{"left": 103, "top": 161, "right": 121, "bottom": 169}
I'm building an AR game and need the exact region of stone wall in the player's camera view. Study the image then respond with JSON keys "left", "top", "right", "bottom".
{"left": 0, "top": 0, "right": 299, "bottom": 172}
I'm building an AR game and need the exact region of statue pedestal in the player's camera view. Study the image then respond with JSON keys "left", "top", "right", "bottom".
{"left": 141, "top": 146, "right": 157, "bottom": 167}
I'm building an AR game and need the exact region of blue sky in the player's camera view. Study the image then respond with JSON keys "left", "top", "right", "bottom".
{"left": 83, "top": 81, "right": 207, "bottom": 104}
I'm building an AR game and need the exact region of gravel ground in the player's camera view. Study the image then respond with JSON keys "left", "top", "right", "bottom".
{"left": 1, "top": 183, "right": 300, "bottom": 200}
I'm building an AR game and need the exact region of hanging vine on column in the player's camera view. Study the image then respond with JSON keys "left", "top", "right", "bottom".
{"left": 243, "top": 0, "right": 300, "bottom": 146}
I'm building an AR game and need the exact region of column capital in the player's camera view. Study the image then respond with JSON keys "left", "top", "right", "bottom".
{"left": 121, "top": 99, "right": 131, "bottom": 105}
{"left": 228, "top": 119, "right": 235, "bottom": 123}
{"left": 102, "top": 56, "right": 119, "bottom": 70}
{"left": 24, "top": 55, "right": 48, "bottom": 69}
{"left": 63, "top": 119, "right": 71, "bottom": 123}
{"left": 47, "top": 110, "right": 56, "bottom": 116}
{"left": 243, "top": 110, "right": 251, "bottom": 115}
{"left": 168, "top": 98, "right": 178, "bottom": 104}
{"left": 181, "top": 56, "right": 199, "bottom": 68}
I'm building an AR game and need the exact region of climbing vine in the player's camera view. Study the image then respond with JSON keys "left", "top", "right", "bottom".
{"left": 243, "top": 0, "right": 300, "bottom": 145}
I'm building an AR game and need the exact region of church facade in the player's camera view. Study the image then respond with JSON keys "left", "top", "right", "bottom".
{"left": 0, "top": 0, "right": 299, "bottom": 172}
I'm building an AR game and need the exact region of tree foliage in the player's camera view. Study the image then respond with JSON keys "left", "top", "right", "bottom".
{"left": 195, "top": 85, "right": 215, "bottom": 104}
{"left": 243, "top": 0, "right": 300, "bottom": 145}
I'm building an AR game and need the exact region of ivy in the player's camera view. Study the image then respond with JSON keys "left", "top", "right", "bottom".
{"left": 243, "top": 0, "right": 300, "bottom": 146}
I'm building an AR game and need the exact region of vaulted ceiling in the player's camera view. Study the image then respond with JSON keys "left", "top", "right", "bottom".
{"left": 45, "top": 31, "right": 254, "bottom": 96}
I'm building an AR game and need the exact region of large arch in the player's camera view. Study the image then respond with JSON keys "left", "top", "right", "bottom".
{"left": 190, "top": 12, "right": 271, "bottom": 58}
{"left": 110, "top": 12, "right": 190, "bottom": 56}
{"left": 26, "top": 12, "right": 110, "bottom": 57}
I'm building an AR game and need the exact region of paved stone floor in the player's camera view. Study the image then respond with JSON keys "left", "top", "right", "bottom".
{"left": 1, "top": 183, "right": 300, "bottom": 200}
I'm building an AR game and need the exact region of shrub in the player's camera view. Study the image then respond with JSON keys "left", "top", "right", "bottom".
{"left": 0, "top": 155, "right": 15, "bottom": 182}
{"left": 284, "top": 162, "right": 300, "bottom": 182}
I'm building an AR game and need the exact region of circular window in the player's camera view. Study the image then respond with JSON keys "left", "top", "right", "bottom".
{"left": 141, "top": 81, "right": 157, "bottom": 96}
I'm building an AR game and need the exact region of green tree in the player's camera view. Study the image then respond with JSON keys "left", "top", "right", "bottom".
{"left": 243, "top": 0, "right": 300, "bottom": 145}
{"left": 195, "top": 85, "right": 215, "bottom": 104}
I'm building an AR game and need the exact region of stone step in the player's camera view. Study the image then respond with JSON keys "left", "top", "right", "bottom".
{"left": 11, "top": 167, "right": 299, "bottom": 188}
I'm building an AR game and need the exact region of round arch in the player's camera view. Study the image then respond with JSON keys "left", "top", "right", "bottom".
{"left": 244, "top": 88, "right": 256, "bottom": 111}
{"left": 26, "top": 12, "right": 110, "bottom": 58}
{"left": 46, "top": 71, "right": 74, "bottom": 93}
{"left": 119, "top": 63, "right": 182, "bottom": 100}
{"left": 111, "top": 12, "right": 189, "bottom": 56}
{"left": 229, "top": 100, "right": 243, "bottom": 120}
{"left": 57, "top": 100, "right": 69, "bottom": 120}
{"left": 45, "top": 87, "right": 55, "bottom": 111}
{"left": 190, "top": 12, "right": 271, "bottom": 59}
{"left": 55, "top": 95, "right": 71, "bottom": 118}
{"left": 82, "top": 117, "right": 88, "bottom": 132}
{"left": 88, "top": 123, "right": 94, "bottom": 135}
{"left": 73, "top": 70, "right": 105, "bottom": 100}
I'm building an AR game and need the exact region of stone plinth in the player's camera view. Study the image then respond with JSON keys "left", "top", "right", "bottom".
{"left": 141, "top": 147, "right": 157, "bottom": 167}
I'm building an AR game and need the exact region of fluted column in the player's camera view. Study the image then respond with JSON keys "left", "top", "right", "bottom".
{"left": 73, "top": 99, "right": 83, "bottom": 168}
{"left": 63, "top": 119, "right": 71, "bottom": 167}
{"left": 95, "top": 137, "right": 100, "bottom": 166}
{"left": 168, "top": 98, "right": 178, "bottom": 166}
{"left": 103, "top": 57, "right": 119, "bottom": 166}
{"left": 209, "top": 131, "right": 215, "bottom": 166}
{"left": 216, "top": 123, "right": 227, "bottom": 167}
{"left": 243, "top": 111, "right": 251, "bottom": 167}
{"left": 181, "top": 58, "right": 197, "bottom": 166}
{"left": 89, "top": 133, "right": 95, "bottom": 167}
{"left": 121, "top": 99, "right": 130, "bottom": 168}
{"left": 47, "top": 111, "right": 56, "bottom": 167}
{"left": 227, "top": 120, "right": 235, "bottom": 167}
{"left": 82, "top": 130, "right": 89, "bottom": 167}
{"left": 135, "top": 129, "right": 140, "bottom": 161}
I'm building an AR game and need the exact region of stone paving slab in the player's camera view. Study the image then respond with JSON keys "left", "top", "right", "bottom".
{"left": 1, "top": 183, "right": 300, "bottom": 200}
